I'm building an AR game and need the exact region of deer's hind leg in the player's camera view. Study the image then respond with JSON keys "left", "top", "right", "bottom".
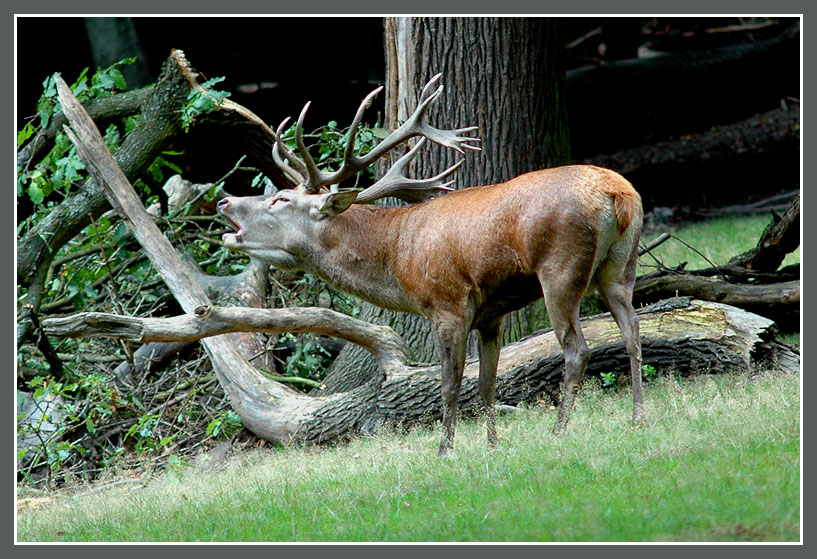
{"left": 538, "top": 261, "right": 594, "bottom": 436}
{"left": 476, "top": 318, "right": 504, "bottom": 448}
{"left": 594, "top": 239, "right": 644, "bottom": 424}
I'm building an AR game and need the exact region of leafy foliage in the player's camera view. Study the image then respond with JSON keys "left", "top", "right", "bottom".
{"left": 600, "top": 364, "right": 658, "bottom": 390}
{"left": 17, "top": 59, "right": 136, "bottom": 210}
{"left": 181, "top": 76, "right": 231, "bottom": 132}
{"left": 16, "top": 64, "right": 372, "bottom": 488}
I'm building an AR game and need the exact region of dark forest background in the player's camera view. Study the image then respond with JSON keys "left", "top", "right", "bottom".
{"left": 16, "top": 16, "right": 801, "bottom": 213}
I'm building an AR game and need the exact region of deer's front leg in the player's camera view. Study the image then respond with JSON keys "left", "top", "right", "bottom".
{"left": 434, "top": 320, "right": 468, "bottom": 456}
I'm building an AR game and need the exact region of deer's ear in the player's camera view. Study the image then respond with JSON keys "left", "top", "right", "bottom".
{"left": 314, "top": 190, "right": 359, "bottom": 218}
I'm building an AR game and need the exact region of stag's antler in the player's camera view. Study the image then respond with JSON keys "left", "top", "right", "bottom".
{"left": 270, "top": 74, "right": 481, "bottom": 201}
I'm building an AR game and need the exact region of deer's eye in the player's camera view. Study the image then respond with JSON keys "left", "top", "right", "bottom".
{"left": 270, "top": 197, "right": 290, "bottom": 208}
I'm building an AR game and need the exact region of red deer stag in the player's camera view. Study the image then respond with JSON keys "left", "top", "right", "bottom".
{"left": 217, "top": 74, "right": 644, "bottom": 455}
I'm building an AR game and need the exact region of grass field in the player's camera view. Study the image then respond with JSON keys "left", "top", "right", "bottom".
{"left": 17, "top": 213, "right": 801, "bottom": 542}
{"left": 16, "top": 370, "right": 800, "bottom": 542}
{"left": 638, "top": 213, "right": 801, "bottom": 276}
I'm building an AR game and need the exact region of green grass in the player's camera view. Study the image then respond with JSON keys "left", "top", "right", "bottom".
{"left": 639, "top": 214, "right": 801, "bottom": 276}
{"left": 17, "top": 371, "right": 800, "bottom": 542}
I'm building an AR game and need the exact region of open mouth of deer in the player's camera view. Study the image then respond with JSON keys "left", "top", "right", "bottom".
{"left": 222, "top": 223, "right": 243, "bottom": 246}
{"left": 217, "top": 201, "right": 244, "bottom": 246}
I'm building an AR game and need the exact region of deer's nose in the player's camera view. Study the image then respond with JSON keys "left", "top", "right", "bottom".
{"left": 217, "top": 198, "right": 230, "bottom": 214}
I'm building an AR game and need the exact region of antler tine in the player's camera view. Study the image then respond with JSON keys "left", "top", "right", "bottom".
{"left": 418, "top": 73, "right": 443, "bottom": 103}
{"left": 272, "top": 141, "right": 305, "bottom": 186}
{"left": 293, "top": 102, "right": 325, "bottom": 192}
{"left": 354, "top": 138, "right": 462, "bottom": 204}
{"left": 343, "top": 86, "right": 384, "bottom": 164}
{"left": 271, "top": 116, "right": 307, "bottom": 186}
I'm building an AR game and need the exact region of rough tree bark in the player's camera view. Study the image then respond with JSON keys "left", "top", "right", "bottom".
{"left": 729, "top": 194, "right": 800, "bottom": 272}
{"left": 325, "top": 16, "right": 571, "bottom": 393}
{"left": 51, "top": 63, "right": 798, "bottom": 449}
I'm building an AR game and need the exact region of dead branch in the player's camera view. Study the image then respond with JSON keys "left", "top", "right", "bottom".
{"left": 729, "top": 194, "right": 800, "bottom": 272}
{"left": 44, "top": 305, "right": 411, "bottom": 374}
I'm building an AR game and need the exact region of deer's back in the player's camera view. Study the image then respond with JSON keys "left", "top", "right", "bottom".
{"left": 393, "top": 165, "right": 639, "bottom": 322}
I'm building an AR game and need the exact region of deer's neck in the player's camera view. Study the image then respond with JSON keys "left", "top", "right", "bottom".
{"left": 304, "top": 205, "right": 419, "bottom": 314}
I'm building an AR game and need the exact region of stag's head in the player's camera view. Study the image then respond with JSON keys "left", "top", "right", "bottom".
{"left": 217, "top": 74, "right": 480, "bottom": 269}
{"left": 218, "top": 184, "right": 360, "bottom": 270}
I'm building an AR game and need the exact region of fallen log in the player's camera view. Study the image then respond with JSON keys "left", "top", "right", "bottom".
{"left": 634, "top": 275, "right": 799, "bottom": 330}
{"left": 567, "top": 21, "right": 799, "bottom": 158}
{"left": 584, "top": 106, "right": 800, "bottom": 178}
{"left": 44, "top": 297, "right": 799, "bottom": 439}
{"left": 636, "top": 194, "right": 800, "bottom": 328}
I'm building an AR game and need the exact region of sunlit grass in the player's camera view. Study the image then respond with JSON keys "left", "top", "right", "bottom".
{"left": 17, "top": 371, "right": 800, "bottom": 542}
{"left": 639, "top": 214, "right": 800, "bottom": 275}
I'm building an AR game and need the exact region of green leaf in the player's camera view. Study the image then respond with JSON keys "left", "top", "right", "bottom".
{"left": 72, "top": 79, "right": 89, "bottom": 98}
{"left": 206, "top": 417, "right": 221, "bottom": 437}
{"left": 56, "top": 156, "right": 85, "bottom": 183}
{"left": 113, "top": 221, "right": 129, "bottom": 245}
{"left": 17, "top": 121, "right": 36, "bottom": 147}
{"left": 71, "top": 67, "right": 90, "bottom": 91}
{"left": 251, "top": 172, "right": 266, "bottom": 189}
{"left": 205, "top": 183, "right": 220, "bottom": 201}
{"left": 42, "top": 74, "right": 57, "bottom": 98}
{"left": 124, "top": 115, "right": 140, "bottom": 134}
{"left": 37, "top": 100, "right": 54, "bottom": 130}
{"left": 103, "top": 123, "right": 122, "bottom": 149}
{"left": 49, "top": 277, "right": 61, "bottom": 295}
{"left": 109, "top": 68, "right": 127, "bottom": 91}
{"left": 92, "top": 72, "right": 115, "bottom": 92}
{"left": 27, "top": 182, "right": 45, "bottom": 205}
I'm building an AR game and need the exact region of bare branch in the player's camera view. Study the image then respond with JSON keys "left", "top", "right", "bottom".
{"left": 43, "top": 305, "right": 412, "bottom": 374}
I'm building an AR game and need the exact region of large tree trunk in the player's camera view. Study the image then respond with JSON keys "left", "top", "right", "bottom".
{"left": 325, "top": 16, "right": 570, "bottom": 393}
{"left": 83, "top": 17, "right": 153, "bottom": 89}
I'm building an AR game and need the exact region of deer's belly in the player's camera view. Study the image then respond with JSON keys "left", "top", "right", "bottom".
{"left": 471, "top": 274, "right": 543, "bottom": 330}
